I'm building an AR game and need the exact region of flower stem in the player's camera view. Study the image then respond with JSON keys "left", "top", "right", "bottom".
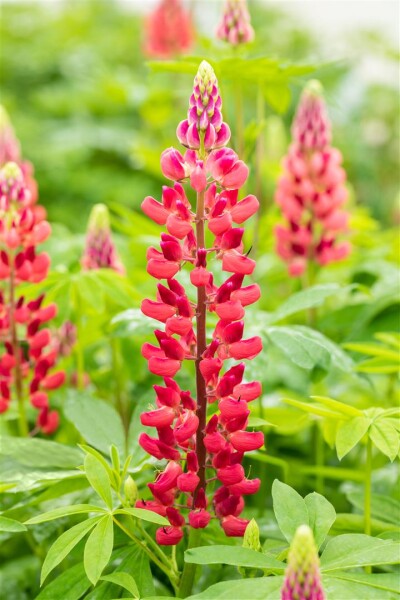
{"left": 177, "top": 528, "right": 202, "bottom": 598}
{"left": 9, "top": 265, "right": 28, "bottom": 436}
{"left": 314, "top": 423, "right": 325, "bottom": 495}
{"left": 365, "top": 437, "right": 373, "bottom": 573}
{"left": 75, "top": 315, "right": 85, "bottom": 390}
{"left": 194, "top": 188, "right": 207, "bottom": 496}
{"left": 113, "top": 517, "right": 179, "bottom": 592}
{"left": 253, "top": 83, "right": 265, "bottom": 256}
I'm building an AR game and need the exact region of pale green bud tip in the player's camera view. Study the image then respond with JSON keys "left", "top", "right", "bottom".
{"left": 88, "top": 203, "right": 110, "bottom": 232}
{"left": 197, "top": 60, "right": 216, "bottom": 87}
{"left": 304, "top": 79, "right": 324, "bottom": 98}
{"left": 124, "top": 475, "right": 138, "bottom": 506}
{"left": 243, "top": 518, "right": 261, "bottom": 551}
{"left": 1, "top": 161, "right": 23, "bottom": 183}
{"left": 0, "top": 105, "right": 11, "bottom": 132}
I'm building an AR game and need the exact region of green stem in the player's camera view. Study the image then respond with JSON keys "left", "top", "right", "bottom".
{"left": 9, "top": 265, "right": 28, "bottom": 436}
{"left": 111, "top": 338, "right": 128, "bottom": 432}
{"left": 234, "top": 81, "right": 244, "bottom": 157}
{"left": 253, "top": 83, "right": 265, "bottom": 257}
{"left": 113, "top": 517, "right": 179, "bottom": 592}
{"left": 137, "top": 521, "right": 173, "bottom": 569}
{"left": 75, "top": 316, "right": 85, "bottom": 390}
{"left": 365, "top": 437, "right": 373, "bottom": 573}
{"left": 315, "top": 423, "right": 325, "bottom": 495}
{"left": 177, "top": 528, "right": 202, "bottom": 598}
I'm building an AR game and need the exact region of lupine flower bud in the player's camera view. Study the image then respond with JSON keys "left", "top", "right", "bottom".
{"left": 217, "top": 0, "right": 254, "bottom": 46}
{"left": 144, "top": 0, "right": 194, "bottom": 59}
{"left": 177, "top": 61, "right": 231, "bottom": 152}
{"left": 281, "top": 525, "right": 325, "bottom": 600}
{"left": 275, "top": 81, "right": 350, "bottom": 277}
{"left": 243, "top": 518, "right": 261, "bottom": 551}
{"left": 81, "top": 203, "right": 124, "bottom": 273}
{"left": 124, "top": 476, "right": 138, "bottom": 506}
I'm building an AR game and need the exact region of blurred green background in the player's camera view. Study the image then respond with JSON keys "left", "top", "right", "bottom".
{"left": 1, "top": 0, "right": 399, "bottom": 231}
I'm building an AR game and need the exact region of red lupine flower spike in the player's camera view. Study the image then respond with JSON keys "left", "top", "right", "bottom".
{"left": 0, "top": 156, "right": 65, "bottom": 434}
{"left": 138, "top": 61, "right": 262, "bottom": 542}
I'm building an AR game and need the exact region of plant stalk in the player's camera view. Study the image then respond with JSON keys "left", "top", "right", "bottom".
{"left": 194, "top": 188, "right": 207, "bottom": 497}
{"left": 253, "top": 83, "right": 265, "bottom": 256}
{"left": 315, "top": 423, "right": 325, "bottom": 495}
{"left": 365, "top": 437, "right": 373, "bottom": 573}
{"left": 177, "top": 528, "right": 202, "bottom": 598}
{"left": 9, "top": 264, "right": 28, "bottom": 436}
{"left": 113, "top": 517, "right": 179, "bottom": 592}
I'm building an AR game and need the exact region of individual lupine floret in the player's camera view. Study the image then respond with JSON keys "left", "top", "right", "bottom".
{"left": 216, "top": 0, "right": 254, "bottom": 46}
{"left": 144, "top": 0, "right": 194, "bottom": 59}
{"left": 138, "top": 60, "right": 263, "bottom": 544}
{"left": 177, "top": 60, "right": 231, "bottom": 152}
{"left": 81, "top": 203, "right": 124, "bottom": 273}
{"left": 0, "top": 163, "right": 64, "bottom": 433}
{"left": 281, "top": 525, "right": 325, "bottom": 600}
{"left": 275, "top": 81, "right": 350, "bottom": 277}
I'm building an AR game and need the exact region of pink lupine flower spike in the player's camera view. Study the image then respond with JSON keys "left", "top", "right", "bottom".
{"left": 275, "top": 80, "right": 350, "bottom": 277}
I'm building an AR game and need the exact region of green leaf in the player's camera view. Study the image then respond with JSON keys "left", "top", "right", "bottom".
{"left": 300, "top": 465, "right": 365, "bottom": 482}
{"left": 343, "top": 342, "right": 400, "bottom": 360}
{"left": 84, "top": 515, "right": 114, "bottom": 585}
{"left": 0, "top": 516, "right": 27, "bottom": 532}
{"left": 185, "top": 576, "right": 283, "bottom": 599}
{"left": 101, "top": 572, "right": 139, "bottom": 598}
{"left": 0, "top": 436, "right": 81, "bottom": 469}
{"left": 355, "top": 356, "right": 400, "bottom": 374}
{"left": 323, "top": 573, "right": 400, "bottom": 599}
{"left": 41, "top": 516, "right": 101, "bottom": 584}
{"left": 320, "top": 534, "right": 400, "bottom": 571}
{"left": 336, "top": 416, "right": 371, "bottom": 459}
{"left": 346, "top": 492, "right": 400, "bottom": 525}
{"left": 271, "top": 284, "right": 344, "bottom": 322}
{"left": 332, "top": 513, "right": 400, "bottom": 536}
{"left": 84, "top": 454, "right": 113, "bottom": 509}
{"left": 267, "top": 326, "right": 354, "bottom": 373}
{"left": 310, "top": 396, "right": 361, "bottom": 417}
{"left": 64, "top": 392, "right": 126, "bottom": 457}
{"left": 264, "top": 83, "right": 291, "bottom": 113}
{"left": 272, "top": 480, "right": 309, "bottom": 543}
{"left": 369, "top": 420, "right": 400, "bottom": 461}
{"left": 304, "top": 492, "right": 336, "bottom": 549}
{"left": 36, "top": 563, "right": 91, "bottom": 600}
{"left": 115, "top": 507, "right": 169, "bottom": 526}
{"left": 184, "top": 545, "right": 284, "bottom": 571}
{"left": 25, "top": 504, "right": 106, "bottom": 525}
{"left": 284, "top": 398, "right": 342, "bottom": 419}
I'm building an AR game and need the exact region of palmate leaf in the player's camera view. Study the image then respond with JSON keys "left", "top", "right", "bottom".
{"left": 369, "top": 420, "right": 400, "bottom": 461}
{"left": 323, "top": 573, "right": 400, "bottom": 600}
{"left": 346, "top": 492, "right": 400, "bottom": 526}
{"left": 35, "top": 563, "right": 91, "bottom": 600}
{"left": 41, "top": 516, "right": 102, "bottom": 584}
{"left": 272, "top": 480, "right": 336, "bottom": 548}
{"left": 84, "top": 515, "right": 114, "bottom": 585}
{"left": 185, "top": 577, "right": 283, "bottom": 600}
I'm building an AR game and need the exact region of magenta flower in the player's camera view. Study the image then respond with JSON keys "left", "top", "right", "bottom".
{"left": 216, "top": 0, "right": 254, "bottom": 46}
{"left": 281, "top": 525, "right": 326, "bottom": 600}
{"left": 275, "top": 81, "right": 350, "bottom": 277}
{"left": 139, "top": 60, "right": 263, "bottom": 545}
{"left": 81, "top": 203, "right": 124, "bottom": 274}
